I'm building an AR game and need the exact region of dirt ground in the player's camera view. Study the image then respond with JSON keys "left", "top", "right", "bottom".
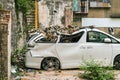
{"left": 12, "top": 69, "right": 120, "bottom": 80}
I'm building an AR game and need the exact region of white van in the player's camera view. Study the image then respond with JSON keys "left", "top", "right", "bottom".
{"left": 26, "top": 27, "right": 120, "bottom": 70}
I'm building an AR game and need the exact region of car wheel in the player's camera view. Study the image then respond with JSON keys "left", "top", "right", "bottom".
{"left": 114, "top": 56, "right": 120, "bottom": 70}
{"left": 41, "top": 57, "right": 60, "bottom": 70}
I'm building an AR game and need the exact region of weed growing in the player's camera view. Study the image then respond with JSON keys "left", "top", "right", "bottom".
{"left": 79, "top": 60, "right": 114, "bottom": 80}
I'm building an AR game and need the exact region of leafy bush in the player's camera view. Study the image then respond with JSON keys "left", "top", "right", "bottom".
{"left": 15, "top": 0, "right": 34, "bottom": 14}
{"left": 11, "top": 46, "right": 27, "bottom": 69}
{"left": 79, "top": 60, "right": 114, "bottom": 80}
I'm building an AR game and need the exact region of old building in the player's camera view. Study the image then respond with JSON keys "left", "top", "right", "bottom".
{"left": 38, "top": 0, "right": 72, "bottom": 28}
{"left": 76, "top": 0, "right": 120, "bottom": 37}
{"left": 38, "top": 0, "right": 120, "bottom": 37}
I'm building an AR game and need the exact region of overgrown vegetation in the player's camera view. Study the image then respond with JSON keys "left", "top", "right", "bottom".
{"left": 15, "top": 0, "right": 35, "bottom": 37}
{"left": 79, "top": 60, "right": 114, "bottom": 80}
{"left": 11, "top": 46, "right": 27, "bottom": 69}
{"left": 11, "top": 46, "right": 27, "bottom": 78}
{"left": 11, "top": 0, "right": 34, "bottom": 72}
{"left": 15, "top": 0, "right": 34, "bottom": 14}
{"left": 0, "top": 4, "right": 2, "bottom": 9}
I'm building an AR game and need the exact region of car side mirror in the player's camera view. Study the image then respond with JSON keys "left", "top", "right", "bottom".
{"left": 104, "top": 38, "right": 111, "bottom": 43}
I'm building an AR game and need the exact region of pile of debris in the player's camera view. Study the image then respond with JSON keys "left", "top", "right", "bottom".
{"left": 41, "top": 25, "right": 81, "bottom": 41}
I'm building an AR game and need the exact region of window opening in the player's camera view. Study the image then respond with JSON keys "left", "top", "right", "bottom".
{"left": 89, "top": 0, "right": 111, "bottom": 8}
{"left": 87, "top": 31, "right": 119, "bottom": 43}
{"left": 60, "top": 31, "right": 84, "bottom": 43}
{"left": 72, "top": 0, "right": 88, "bottom": 14}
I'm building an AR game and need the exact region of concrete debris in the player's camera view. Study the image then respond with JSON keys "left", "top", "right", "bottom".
{"left": 11, "top": 65, "right": 17, "bottom": 74}
{"left": 42, "top": 25, "right": 81, "bottom": 41}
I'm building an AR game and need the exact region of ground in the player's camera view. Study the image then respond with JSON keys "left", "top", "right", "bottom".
{"left": 12, "top": 69, "right": 120, "bottom": 80}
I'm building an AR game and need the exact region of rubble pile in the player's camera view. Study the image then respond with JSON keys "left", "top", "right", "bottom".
{"left": 42, "top": 25, "right": 81, "bottom": 41}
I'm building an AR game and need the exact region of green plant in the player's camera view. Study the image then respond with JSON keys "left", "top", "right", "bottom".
{"left": 16, "top": 26, "right": 23, "bottom": 41}
{"left": 11, "top": 46, "right": 27, "bottom": 78}
{"left": 14, "top": 0, "right": 35, "bottom": 42}
{"left": 11, "top": 46, "right": 27, "bottom": 69}
{"left": 24, "top": 24, "right": 34, "bottom": 39}
{"left": 15, "top": 0, "right": 34, "bottom": 14}
{"left": 79, "top": 60, "right": 114, "bottom": 80}
{"left": 0, "top": 4, "right": 2, "bottom": 9}
{"left": 24, "top": 24, "right": 33, "bottom": 32}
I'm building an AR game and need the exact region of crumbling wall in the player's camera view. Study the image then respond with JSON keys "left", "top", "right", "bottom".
{"left": 0, "top": 10, "right": 11, "bottom": 80}
{"left": 0, "top": 24, "right": 8, "bottom": 80}
{"left": 38, "top": 0, "right": 72, "bottom": 28}
{"left": 1, "top": 0, "right": 17, "bottom": 51}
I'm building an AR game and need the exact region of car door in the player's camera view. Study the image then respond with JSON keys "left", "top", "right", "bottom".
{"left": 81, "top": 31, "right": 113, "bottom": 66}
{"left": 56, "top": 31, "right": 84, "bottom": 68}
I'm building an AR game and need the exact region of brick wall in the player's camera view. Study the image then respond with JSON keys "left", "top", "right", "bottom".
{"left": 0, "top": 24, "right": 8, "bottom": 80}
{"left": 0, "top": 10, "right": 11, "bottom": 80}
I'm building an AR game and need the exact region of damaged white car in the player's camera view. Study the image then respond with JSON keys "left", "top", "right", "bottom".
{"left": 25, "top": 27, "right": 120, "bottom": 70}
{"left": 27, "top": 32, "right": 45, "bottom": 48}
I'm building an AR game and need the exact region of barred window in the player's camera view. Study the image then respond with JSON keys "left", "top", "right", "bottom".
{"left": 90, "top": 0, "right": 111, "bottom": 8}
{"left": 72, "top": 0, "right": 89, "bottom": 14}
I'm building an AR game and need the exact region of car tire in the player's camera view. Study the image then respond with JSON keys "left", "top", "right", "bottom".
{"left": 114, "top": 55, "right": 120, "bottom": 70}
{"left": 41, "top": 57, "right": 60, "bottom": 70}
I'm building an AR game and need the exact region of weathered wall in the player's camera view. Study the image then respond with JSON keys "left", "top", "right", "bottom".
{"left": 1, "top": 0, "right": 17, "bottom": 51}
{"left": 88, "top": 9, "right": 106, "bottom": 18}
{"left": 0, "top": 24, "right": 8, "bottom": 80}
{"left": 0, "top": 10, "right": 11, "bottom": 80}
{"left": 38, "top": 0, "right": 120, "bottom": 27}
{"left": 64, "top": 6, "right": 73, "bottom": 27}
{"left": 38, "top": 0, "right": 120, "bottom": 36}
{"left": 38, "top": 0, "right": 72, "bottom": 28}
{"left": 87, "top": 0, "right": 120, "bottom": 18}
{"left": 73, "top": 0, "right": 120, "bottom": 36}
{"left": 111, "top": 0, "right": 120, "bottom": 14}
{"left": 0, "top": 0, "right": 16, "bottom": 79}
{"left": 76, "top": 0, "right": 120, "bottom": 25}
{"left": 17, "top": 12, "right": 26, "bottom": 48}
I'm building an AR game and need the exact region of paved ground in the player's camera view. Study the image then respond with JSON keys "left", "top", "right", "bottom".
{"left": 12, "top": 69, "right": 120, "bottom": 80}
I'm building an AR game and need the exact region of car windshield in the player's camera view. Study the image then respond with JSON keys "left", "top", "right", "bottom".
{"left": 59, "top": 31, "right": 84, "bottom": 43}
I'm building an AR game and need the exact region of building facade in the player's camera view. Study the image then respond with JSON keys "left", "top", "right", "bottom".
{"left": 38, "top": 0, "right": 120, "bottom": 37}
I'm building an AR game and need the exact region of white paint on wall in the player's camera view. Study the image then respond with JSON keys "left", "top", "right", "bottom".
{"left": 38, "top": 1, "right": 50, "bottom": 27}
{"left": 82, "top": 18, "right": 120, "bottom": 27}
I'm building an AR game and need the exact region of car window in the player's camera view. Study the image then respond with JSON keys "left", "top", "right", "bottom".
{"left": 111, "top": 38, "right": 118, "bottom": 43}
{"left": 27, "top": 34, "right": 38, "bottom": 42}
{"left": 87, "top": 31, "right": 119, "bottom": 43}
{"left": 59, "top": 31, "right": 84, "bottom": 43}
{"left": 35, "top": 38, "right": 52, "bottom": 43}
